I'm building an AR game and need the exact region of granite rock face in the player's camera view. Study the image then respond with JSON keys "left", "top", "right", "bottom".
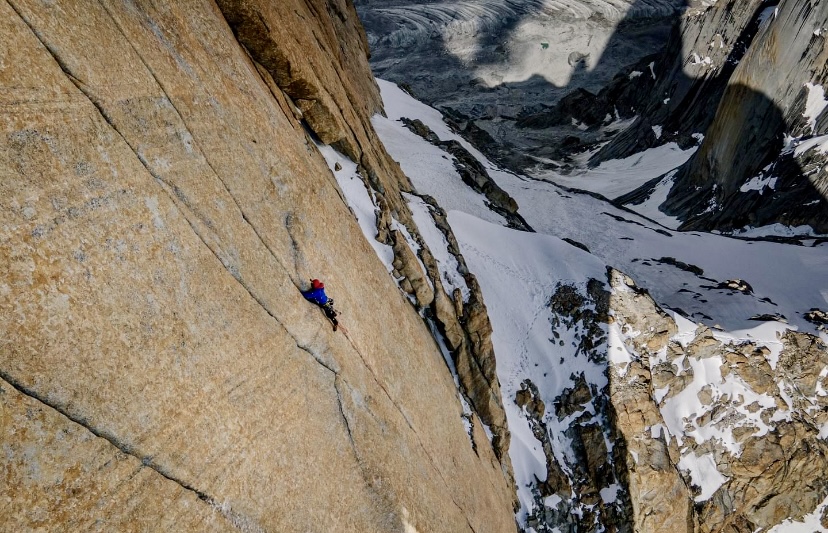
{"left": 608, "top": 0, "right": 828, "bottom": 232}
{"left": 663, "top": 0, "right": 828, "bottom": 232}
{"left": 0, "top": 1, "right": 516, "bottom": 530}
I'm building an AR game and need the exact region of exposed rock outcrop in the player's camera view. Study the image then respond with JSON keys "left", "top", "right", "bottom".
{"left": 520, "top": 266, "right": 828, "bottom": 533}
{"left": 0, "top": 377, "right": 239, "bottom": 531}
{"left": 0, "top": 0, "right": 516, "bottom": 530}
{"left": 524, "top": 278, "right": 637, "bottom": 533}
{"left": 390, "top": 228, "right": 434, "bottom": 306}
{"left": 359, "top": 173, "right": 516, "bottom": 487}
{"left": 606, "top": 271, "right": 697, "bottom": 533}
{"left": 412, "top": 196, "right": 515, "bottom": 483}
{"left": 608, "top": 270, "right": 828, "bottom": 533}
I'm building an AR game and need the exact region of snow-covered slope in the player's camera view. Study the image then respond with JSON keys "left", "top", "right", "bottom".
{"left": 336, "top": 78, "right": 828, "bottom": 531}
{"left": 376, "top": 80, "right": 828, "bottom": 335}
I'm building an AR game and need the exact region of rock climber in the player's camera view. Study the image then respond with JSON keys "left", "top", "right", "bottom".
{"left": 301, "top": 279, "right": 339, "bottom": 331}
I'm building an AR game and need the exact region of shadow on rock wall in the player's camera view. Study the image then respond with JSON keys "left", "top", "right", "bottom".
{"left": 661, "top": 82, "right": 828, "bottom": 232}
{"left": 614, "top": 0, "right": 828, "bottom": 233}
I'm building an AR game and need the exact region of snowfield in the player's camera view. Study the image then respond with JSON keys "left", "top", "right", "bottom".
{"left": 535, "top": 141, "right": 698, "bottom": 200}
{"left": 375, "top": 79, "right": 828, "bottom": 336}
{"left": 447, "top": 210, "right": 609, "bottom": 516}
{"left": 328, "top": 78, "right": 828, "bottom": 528}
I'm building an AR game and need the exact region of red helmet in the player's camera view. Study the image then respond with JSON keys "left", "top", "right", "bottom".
{"left": 311, "top": 279, "right": 324, "bottom": 289}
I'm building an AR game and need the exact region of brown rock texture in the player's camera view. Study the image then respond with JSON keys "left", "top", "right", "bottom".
{"left": 0, "top": 0, "right": 516, "bottom": 531}
{"left": 0, "top": 377, "right": 236, "bottom": 532}
{"left": 504, "top": 266, "right": 827, "bottom": 533}
{"left": 211, "top": 0, "right": 514, "bottom": 475}
{"left": 390, "top": 229, "right": 434, "bottom": 307}
{"left": 606, "top": 270, "right": 694, "bottom": 533}
{"left": 607, "top": 270, "right": 828, "bottom": 533}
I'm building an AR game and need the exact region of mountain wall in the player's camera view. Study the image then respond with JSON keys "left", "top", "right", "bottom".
{"left": 357, "top": 0, "right": 827, "bottom": 234}
{"left": 602, "top": 0, "right": 828, "bottom": 232}
{"left": 590, "top": 0, "right": 770, "bottom": 164}
{"left": 0, "top": 0, "right": 517, "bottom": 530}
{"left": 662, "top": 0, "right": 828, "bottom": 232}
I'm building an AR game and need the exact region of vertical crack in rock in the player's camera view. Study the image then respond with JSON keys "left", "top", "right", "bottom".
{"left": 330, "top": 375, "right": 412, "bottom": 533}
{"left": 210, "top": 12, "right": 521, "bottom": 475}
{"left": 337, "top": 330, "right": 480, "bottom": 531}
{"left": 2, "top": 1, "right": 519, "bottom": 531}
{"left": 284, "top": 211, "right": 311, "bottom": 281}
{"left": 96, "top": 0, "right": 304, "bottom": 291}
{"left": 0, "top": 372, "right": 262, "bottom": 533}
{"left": 213, "top": 0, "right": 362, "bottom": 153}
{"left": 332, "top": 375, "right": 357, "bottom": 448}
{"left": 4, "top": 7, "right": 353, "bottom": 527}
{"left": 6, "top": 2, "right": 240, "bottom": 288}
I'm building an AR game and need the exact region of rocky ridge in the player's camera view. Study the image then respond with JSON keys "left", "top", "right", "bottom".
{"left": 611, "top": 270, "right": 828, "bottom": 532}
{"left": 399, "top": 117, "right": 533, "bottom": 230}
{"left": 368, "top": 76, "right": 828, "bottom": 531}
{"left": 518, "top": 268, "right": 828, "bottom": 532}
{"left": 4, "top": 1, "right": 827, "bottom": 531}
{"left": 360, "top": 0, "right": 828, "bottom": 234}
{"left": 179, "top": 0, "right": 517, "bottom": 482}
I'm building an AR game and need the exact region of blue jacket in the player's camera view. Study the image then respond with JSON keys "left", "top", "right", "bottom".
{"left": 301, "top": 287, "right": 328, "bottom": 305}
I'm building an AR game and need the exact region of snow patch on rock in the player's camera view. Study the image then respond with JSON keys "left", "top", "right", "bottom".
{"left": 320, "top": 144, "right": 395, "bottom": 270}
{"left": 804, "top": 83, "right": 828, "bottom": 134}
